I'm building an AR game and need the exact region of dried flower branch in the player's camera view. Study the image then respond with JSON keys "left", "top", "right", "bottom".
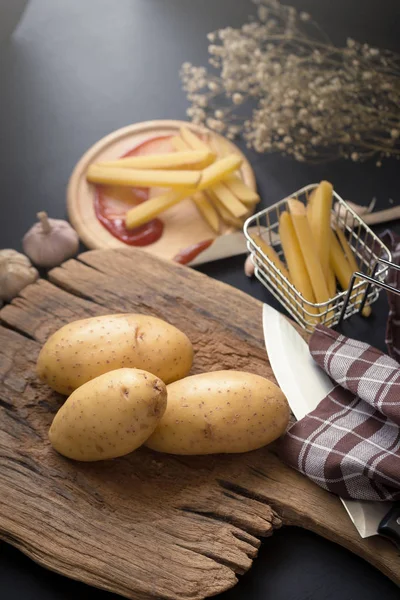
{"left": 181, "top": 0, "right": 400, "bottom": 164}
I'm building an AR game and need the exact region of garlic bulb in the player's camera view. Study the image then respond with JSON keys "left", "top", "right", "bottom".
{"left": 0, "top": 249, "right": 39, "bottom": 302}
{"left": 23, "top": 212, "right": 79, "bottom": 268}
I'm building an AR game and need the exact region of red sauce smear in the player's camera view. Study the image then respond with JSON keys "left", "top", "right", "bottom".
{"left": 173, "top": 239, "right": 214, "bottom": 265}
{"left": 94, "top": 135, "right": 172, "bottom": 246}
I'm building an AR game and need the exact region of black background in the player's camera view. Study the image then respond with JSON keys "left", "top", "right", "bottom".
{"left": 0, "top": 1, "right": 399, "bottom": 598}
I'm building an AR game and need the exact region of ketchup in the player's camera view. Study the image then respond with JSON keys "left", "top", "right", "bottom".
{"left": 94, "top": 194, "right": 163, "bottom": 246}
{"left": 173, "top": 239, "right": 214, "bottom": 265}
{"left": 94, "top": 135, "right": 172, "bottom": 246}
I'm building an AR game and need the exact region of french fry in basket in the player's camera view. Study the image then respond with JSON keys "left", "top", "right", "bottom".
{"left": 192, "top": 191, "right": 220, "bottom": 233}
{"left": 87, "top": 165, "right": 201, "bottom": 189}
{"left": 288, "top": 199, "right": 331, "bottom": 306}
{"left": 211, "top": 182, "right": 248, "bottom": 218}
{"left": 335, "top": 226, "right": 360, "bottom": 273}
{"left": 325, "top": 263, "right": 337, "bottom": 297}
{"left": 279, "top": 211, "right": 318, "bottom": 322}
{"left": 330, "top": 230, "right": 353, "bottom": 290}
{"left": 306, "top": 181, "right": 336, "bottom": 297}
{"left": 96, "top": 150, "right": 214, "bottom": 171}
{"left": 330, "top": 229, "right": 371, "bottom": 317}
{"left": 125, "top": 190, "right": 188, "bottom": 229}
{"left": 251, "top": 234, "right": 291, "bottom": 282}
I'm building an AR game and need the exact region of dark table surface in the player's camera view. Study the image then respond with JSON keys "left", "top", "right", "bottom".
{"left": 0, "top": 1, "right": 399, "bottom": 599}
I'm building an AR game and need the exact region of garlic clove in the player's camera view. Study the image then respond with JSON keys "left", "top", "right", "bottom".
{"left": 0, "top": 249, "right": 39, "bottom": 302}
{"left": 23, "top": 211, "right": 80, "bottom": 268}
{"left": 244, "top": 254, "right": 255, "bottom": 277}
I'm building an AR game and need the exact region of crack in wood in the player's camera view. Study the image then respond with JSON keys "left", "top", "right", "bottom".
{"left": 0, "top": 317, "right": 36, "bottom": 342}
{"left": 231, "top": 530, "right": 261, "bottom": 549}
{"left": 174, "top": 541, "right": 247, "bottom": 575}
{"left": 0, "top": 397, "right": 16, "bottom": 411}
{"left": 1, "top": 454, "right": 43, "bottom": 476}
{"left": 178, "top": 505, "right": 272, "bottom": 538}
{"left": 4, "top": 411, "right": 43, "bottom": 440}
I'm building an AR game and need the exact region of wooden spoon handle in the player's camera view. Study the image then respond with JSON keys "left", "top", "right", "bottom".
{"left": 363, "top": 206, "right": 400, "bottom": 226}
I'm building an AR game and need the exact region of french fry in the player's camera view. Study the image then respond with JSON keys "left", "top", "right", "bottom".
{"left": 169, "top": 135, "right": 221, "bottom": 231}
{"left": 180, "top": 126, "right": 212, "bottom": 154}
{"left": 184, "top": 131, "right": 258, "bottom": 205}
{"left": 87, "top": 165, "right": 201, "bottom": 189}
{"left": 96, "top": 150, "right": 214, "bottom": 171}
{"left": 251, "top": 233, "right": 293, "bottom": 304}
{"left": 211, "top": 182, "right": 248, "bottom": 218}
{"left": 307, "top": 181, "right": 336, "bottom": 298}
{"left": 207, "top": 189, "right": 244, "bottom": 228}
{"left": 279, "top": 211, "right": 318, "bottom": 321}
{"left": 125, "top": 190, "right": 188, "bottom": 229}
{"left": 330, "top": 230, "right": 353, "bottom": 289}
{"left": 173, "top": 130, "right": 259, "bottom": 207}
{"left": 335, "top": 226, "right": 359, "bottom": 273}
{"left": 171, "top": 135, "right": 191, "bottom": 152}
{"left": 306, "top": 187, "right": 316, "bottom": 208}
{"left": 169, "top": 133, "right": 223, "bottom": 232}
{"left": 209, "top": 135, "right": 230, "bottom": 158}
{"left": 279, "top": 211, "right": 315, "bottom": 301}
{"left": 224, "top": 176, "right": 260, "bottom": 205}
{"left": 192, "top": 191, "right": 220, "bottom": 233}
{"left": 326, "top": 267, "right": 337, "bottom": 297}
{"left": 288, "top": 199, "right": 330, "bottom": 305}
{"left": 251, "top": 234, "right": 291, "bottom": 282}
{"left": 199, "top": 155, "right": 243, "bottom": 190}
{"left": 331, "top": 229, "right": 371, "bottom": 317}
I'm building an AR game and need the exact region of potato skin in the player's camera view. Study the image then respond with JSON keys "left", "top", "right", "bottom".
{"left": 37, "top": 314, "right": 193, "bottom": 394}
{"left": 49, "top": 368, "right": 167, "bottom": 461}
{"left": 145, "top": 370, "right": 289, "bottom": 455}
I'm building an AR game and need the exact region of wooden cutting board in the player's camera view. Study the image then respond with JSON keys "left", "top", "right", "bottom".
{"left": 0, "top": 248, "right": 398, "bottom": 599}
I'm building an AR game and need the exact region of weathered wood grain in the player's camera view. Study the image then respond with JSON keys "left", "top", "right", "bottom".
{"left": 0, "top": 248, "right": 398, "bottom": 599}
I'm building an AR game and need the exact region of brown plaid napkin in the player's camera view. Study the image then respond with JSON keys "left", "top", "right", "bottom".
{"left": 382, "top": 230, "right": 400, "bottom": 360}
{"left": 279, "top": 326, "right": 400, "bottom": 501}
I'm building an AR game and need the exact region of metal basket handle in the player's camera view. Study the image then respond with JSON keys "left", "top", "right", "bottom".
{"left": 338, "top": 257, "right": 400, "bottom": 325}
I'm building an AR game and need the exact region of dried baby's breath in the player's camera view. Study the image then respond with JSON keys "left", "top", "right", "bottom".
{"left": 181, "top": 0, "right": 400, "bottom": 164}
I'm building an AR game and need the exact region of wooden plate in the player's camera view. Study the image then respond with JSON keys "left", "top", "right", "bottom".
{"left": 67, "top": 119, "right": 256, "bottom": 260}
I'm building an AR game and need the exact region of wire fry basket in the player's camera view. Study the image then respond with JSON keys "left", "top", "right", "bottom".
{"left": 244, "top": 184, "right": 392, "bottom": 333}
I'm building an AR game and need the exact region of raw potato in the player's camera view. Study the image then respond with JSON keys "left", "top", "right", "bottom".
{"left": 49, "top": 368, "right": 167, "bottom": 461}
{"left": 145, "top": 370, "right": 289, "bottom": 455}
{"left": 37, "top": 314, "right": 193, "bottom": 394}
